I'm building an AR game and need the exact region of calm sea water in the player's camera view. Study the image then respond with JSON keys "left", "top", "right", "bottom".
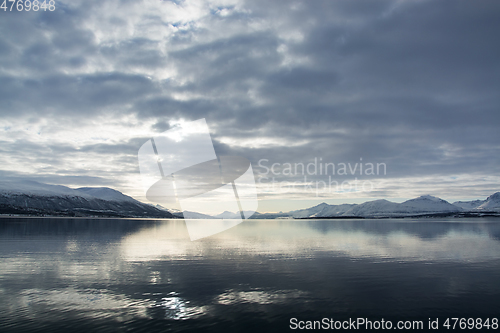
{"left": 1, "top": 217, "right": 500, "bottom": 332}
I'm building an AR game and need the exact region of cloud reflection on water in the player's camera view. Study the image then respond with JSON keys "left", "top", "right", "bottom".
{"left": 1, "top": 218, "right": 500, "bottom": 332}
{"left": 120, "top": 219, "right": 500, "bottom": 263}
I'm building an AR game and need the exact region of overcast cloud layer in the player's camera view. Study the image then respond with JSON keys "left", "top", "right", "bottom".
{"left": 1, "top": 0, "right": 499, "bottom": 211}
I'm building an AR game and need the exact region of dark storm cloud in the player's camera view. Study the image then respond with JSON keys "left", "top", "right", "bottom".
{"left": 200, "top": 0, "right": 500, "bottom": 188}
{"left": 168, "top": 32, "right": 281, "bottom": 86}
{"left": 1, "top": 0, "right": 499, "bottom": 197}
{"left": 0, "top": 5, "right": 95, "bottom": 72}
{"left": 0, "top": 73, "right": 157, "bottom": 116}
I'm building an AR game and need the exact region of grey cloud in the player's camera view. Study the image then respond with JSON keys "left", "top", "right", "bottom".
{"left": 0, "top": 169, "right": 117, "bottom": 187}
{"left": 0, "top": 73, "right": 157, "bottom": 117}
{"left": 99, "top": 38, "right": 167, "bottom": 69}
{"left": 168, "top": 32, "right": 281, "bottom": 92}
{"left": 151, "top": 121, "right": 172, "bottom": 133}
{"left": 0, "top": 0, "right": 499, "bottom": 199}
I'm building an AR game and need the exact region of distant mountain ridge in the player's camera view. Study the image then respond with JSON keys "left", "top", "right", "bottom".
{"left": 164, "top": 192, "right": 500, "bottom": 220}
{"left": 76, "top": 187, "right": 137, "bottom": 203}
{"left": 288, "top": 202, "right": 356, "bottom": 218}
{"left": 0, "top": 180, "right": 174, "bottom": 218}
{"left": 1, "top": 179, "right": 499, "bottom": 219}
{"left": 476, "top": 192, "right": 500, "bottom": 211}
{"left": 452, "top": 199, "right": 486, "bottom": 210}
{"left": 250, "top": 193, "right": 500, "bottom": 219}
{"left": 135, "top": 192, "right": 500, "bottom": 219}
{"left": 282, "top": 193, "right": 499, "bottom": 219}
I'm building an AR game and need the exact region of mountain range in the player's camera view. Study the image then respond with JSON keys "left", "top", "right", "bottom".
{"left": 271, "top": 193, "right": 500, "bottom": 219}
{"left": 168, "top": 192, "right": 500, "bottom": 219}
{"left": 0, "top": 179, "right": 499, "bottom": 219}
{"left": 0, "top": 179, "right": 174, "bottom": 218}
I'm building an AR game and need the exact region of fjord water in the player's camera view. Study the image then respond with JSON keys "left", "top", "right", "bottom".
{"left": 1, "top": 218, "right": 500, "bottom": 332}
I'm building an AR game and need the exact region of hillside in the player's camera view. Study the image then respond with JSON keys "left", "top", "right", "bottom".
{"left": 0, "top": 180, "right": 174, "bottom": 218}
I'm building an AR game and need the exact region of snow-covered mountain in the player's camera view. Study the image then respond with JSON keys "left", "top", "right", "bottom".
{"left": 0, "top": 179, "right": 90, "bottom": 197}
{"left": 284, "top": 194, "right": 499, "bottom": 218}
{"left": 183, "top": 210, "right": 257, "bottom": 219}
{"left": 192, "top": 192, "right": 499, "bottom": 219}
{"left": 339, "top": 196, "right": 461, "bottom": 218}
{"left": 400, "top": 195, "right": 462, "bottom": 214}
{"left": 214, "top": 211, "right": 242, "bottom": 219}
{"left": 288, "top": 203, "right": 356, "bottom": 218}
{"left": 213, "top": 192, "right": 500, "bottom": 219}
{"left": 77, "top": 187, "right": 137, "bottom": 203}
{"left": 3, "top": 179, "right": 498, "bottom": 219}
{"left": 289, "top": 203, "right": 330, "bottom": 218}
{"left": 218, "top": 193, "right": 499, "bottom": 219}
{"left": 312, "top": 204, "right": 356, "bottom": 217}
{"left": 0, "top": 179, "right": 174, "bottom": 218}
{"left": 181, "top": 211, "right": 218, "bottom": 219}
{"left": 342, "top": 199, "right": 408, "bottom": 217}
{"left": 477, "top": 192, "right": 500, "bottom": 211}
{"left": 453, "top": 199, "right": 486, "bottom": 210}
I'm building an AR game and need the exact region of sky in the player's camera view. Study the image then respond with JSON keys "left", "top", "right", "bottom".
{"left": 0, "top": 0, "right": 499, "bottom": 213}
